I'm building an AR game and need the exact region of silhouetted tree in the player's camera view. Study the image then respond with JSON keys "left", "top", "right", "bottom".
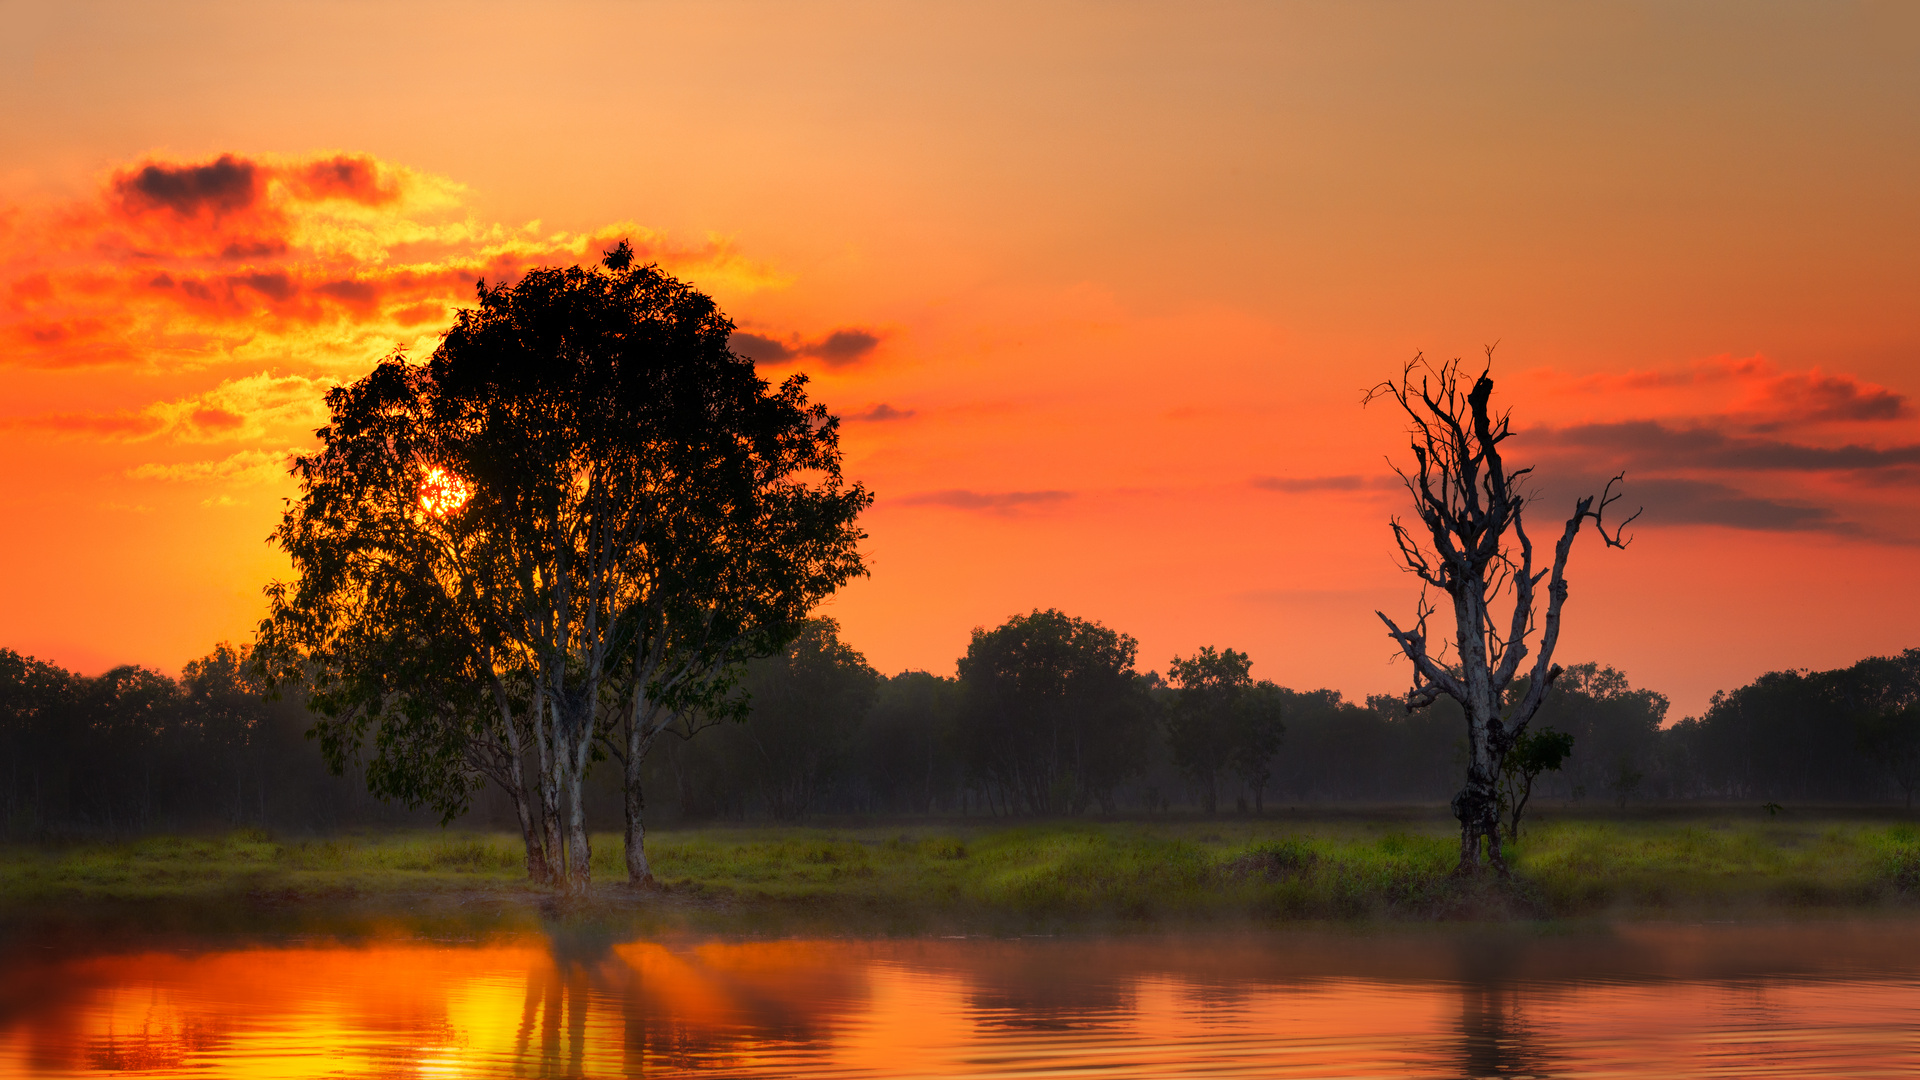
{"left": 1166, "top": 647, "right": 1284, "bottom": 814}
{"left": 1230, "top": 682, "right": 1287, "bottom": 812}
{"left": 733, "top": 619, "right": 880, "bottom": 819}
{"left": 1859, "top": 705, "right": 1920, "bottom": 810}
{"left": 1843, "top": 650, "right": 1920, "bottom": 808}
{"left": 266, "top": 242, "right": 871, "bottom": 890}
{"left": 1530, "top": 663, "right": 1665, "bottom": 802}
{"left": 1498, "top": 727, "right": 1571, "bottom": 838}
{"left": 957, "top": 609, "right": 1152, "bottom": 814}
{"left": 259, "top": 357, "right": 557, "bottom": 880}
{"left": 0, "top": 650, "right": 76, "bottom": 838}
{"left": 854, "top": 670, "right": 966, "bottom": 813}
{"left": 1367, "top": 352, "right": 1635, "bottom": 873}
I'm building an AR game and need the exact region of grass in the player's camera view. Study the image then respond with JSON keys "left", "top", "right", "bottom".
{"left": 7, "top": 814, "right": 1920, "bottom": 936}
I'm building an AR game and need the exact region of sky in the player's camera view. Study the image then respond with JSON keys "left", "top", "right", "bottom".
{"left": 2, "top": 1, "right": 1917, "bottom": 719}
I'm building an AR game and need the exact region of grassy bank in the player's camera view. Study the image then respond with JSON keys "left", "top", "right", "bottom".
{"left": 7, "top": 814, "right": 1920, "bottom": 935}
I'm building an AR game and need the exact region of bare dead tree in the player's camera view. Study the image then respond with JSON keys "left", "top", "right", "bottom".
{"left": 1365, "top": 350, "right": 1638, "bottom": 875}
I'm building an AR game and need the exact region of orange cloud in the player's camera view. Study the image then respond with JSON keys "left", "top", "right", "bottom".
{"left": 127, "top": 447, "right": 299, "bottom": 485}
{"left": 1529, "top": 354, "right": 1909, "bottom": 428}
{"left": 3, "top": 373, "right": 331, "bottom": 443}
{"left": 0, "top": 151, "right": 784, "bottom": 373}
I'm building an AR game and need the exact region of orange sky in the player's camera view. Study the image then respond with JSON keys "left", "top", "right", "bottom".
{"left": 2, "top": 2, "right": 1918, "bottom": 718}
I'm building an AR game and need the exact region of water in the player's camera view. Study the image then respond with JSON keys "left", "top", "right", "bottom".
{"left": 7, "top": 923, "right": 1920, "bottom": 1077}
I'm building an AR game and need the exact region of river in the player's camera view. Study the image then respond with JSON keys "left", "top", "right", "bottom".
{"left": 6, "top": 922, "right": 1920, "bottom": 1077}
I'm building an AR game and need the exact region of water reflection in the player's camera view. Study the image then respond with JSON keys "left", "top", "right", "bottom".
{"left": 5, "top": 923, "right": 1920, "bottom": 1077}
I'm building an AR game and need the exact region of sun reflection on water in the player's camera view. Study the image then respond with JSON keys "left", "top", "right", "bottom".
{"left": 4, "top": 927, "right": 1920, "bottom": 1078}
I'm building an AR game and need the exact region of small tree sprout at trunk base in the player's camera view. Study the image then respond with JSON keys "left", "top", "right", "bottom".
{"left": 1365, "top": 350, "right": 1638, "bottom": 876}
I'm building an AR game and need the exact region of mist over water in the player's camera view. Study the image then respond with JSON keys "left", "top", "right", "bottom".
{"left": 6, "top": 923, "right": 1920, "bottom": 1078}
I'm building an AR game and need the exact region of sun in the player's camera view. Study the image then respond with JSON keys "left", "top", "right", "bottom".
{"left": 418, "top": 465, "right": 473, "bottom": 516}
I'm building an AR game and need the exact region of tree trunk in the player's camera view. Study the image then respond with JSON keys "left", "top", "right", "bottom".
{"left": 534, "top": 686, "right": 566, "bottom": 883}
{"left": 1454, "top": 696, "right": 1505, "bottom": 874}
{"left": 566, "top": 720, "right": 594, "bottom": 894}
{"left": 625, "top": 725, "right": 655, "bottom": 884}
{"left": 494, "top": 677, "right": 553, "bottom": 884}
{"left": 506, "top": 772, "right": 549, "bottom": 883}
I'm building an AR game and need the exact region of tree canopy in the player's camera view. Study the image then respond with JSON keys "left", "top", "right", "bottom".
{"left": 263, "top": 243, "right": 871, "bottom": 889}
{"left": 1165, "top": 647, "right": 1285, "bottom": 814}
{"left": 956, "top": 609, "right": 1154, "bottom": 815}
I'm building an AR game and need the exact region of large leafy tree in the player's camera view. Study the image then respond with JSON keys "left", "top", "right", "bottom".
{"left": 956, "top": 609, "right": 1153, "bottom": 815}
{"left": 265, "top": 243, "right": 870, "bottom": 890}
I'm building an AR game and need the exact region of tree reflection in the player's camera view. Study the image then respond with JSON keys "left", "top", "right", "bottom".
{"left": 1451, "top": 933, "right": 1559, "bottom": 1076}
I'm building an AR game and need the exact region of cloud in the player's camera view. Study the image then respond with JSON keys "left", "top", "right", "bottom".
{"left": 1526, "top": 420, "right": 1920, "bottom": 476}
{"left": 114, "top": 154, "right": 262, "bottom": 219}
{"left": 127, "top": 447, "right": 298, "bottom": 485}
{"left": 1615, "top": 478, "right": 1849, "bottom": 533}
{"left": 732, "top": 326, "right": 885, "bottom": 368}
{"left": 1533, "top": 355, "right": 1908, "bottom": 426}
{"left": 289, "top": 155, "right": 403, "bottom": 206}
{"left": 3, "top": 372, "right": 330, "bottom": 443}
{"left": 1251, "top": 474, "right": 1397, "bottom": 493}
{"left": 0, "top": 151, "right": 789, "bottom": 372}
{"left": 848, "top": 402, "right": 915, "bottom": 422}
{"left": 895, "top": 489, "right": 1073, "bottom": 513}
{"left": 1523, "top": 474, "right": 1854, "bottom": 537}
{"left": 3, "top": 411, "right": 166, "bottom": 438}
{"left": 1751, "top": 368, "right": 1907, "bottom": 424}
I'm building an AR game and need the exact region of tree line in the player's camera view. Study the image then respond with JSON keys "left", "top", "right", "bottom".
{"left": 4, "top": 628, "right": 1915, "bottom": 841}
{"left": 0, "top": 645, "right": 429, "bottom": 838}
{"left": 650, "top": 615, "right": 1920, "bottom": 820}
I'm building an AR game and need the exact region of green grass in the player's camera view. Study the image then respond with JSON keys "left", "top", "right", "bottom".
{"left": 7, "top": 815, "right": 1920, "bottom": 934}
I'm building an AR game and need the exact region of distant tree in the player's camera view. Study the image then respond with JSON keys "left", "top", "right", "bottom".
{"left": 0, "top": 650, "right": 77, "bottom": 838}
{"left": 1367, "top": 352, "right": 1635, "bottom": 874}
{"left": 1230, "top": 681, "right": 1287, "bottom": 813}
{"left": 181, "top": 643, "right": 280, "bottom": 826}
{"left": 265, "top": 243, "right": 871, "bottom": 891}
{"left": 734, "top": 619, "right": 880, "bottom": 819}
{"left": 1497, "top": 727, "right": 1572, "bottom": 839}
{"left": 1843, "top": 650, "right": 1920, "bottom": 808}
{"left": 1531, "top": 663, "right": 1666, "bottom": 803}
{"left": 956, "top": 609, "right": 1152, "bottom": 815}
{"left": 1671, "top": 658, "right": 1909, "bottom": 803}
{"left": 1606, "top": 757, "right": 1644, "bottom": 809}
{"left": 72, "top": 665, "right": 188, "bottom": 831}
{"left": 1166, "top": 647, "right": 1283, "bottom": 814}
{"left": 1857, "top": 703, "right": 1920, "bottom": 810}
{"left": 859, "top": 670, "right": 965, "bottom": 813}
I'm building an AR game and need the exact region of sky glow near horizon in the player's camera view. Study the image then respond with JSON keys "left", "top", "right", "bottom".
{"left": 2, "top": 1, "right": 1918, "bottom": 720}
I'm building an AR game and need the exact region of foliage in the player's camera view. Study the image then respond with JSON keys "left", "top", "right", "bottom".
{"left": 728, "top": 619, "right": 881, "bottom": 819}
{"left": 1857, "top": 704, "right": 1920, "bottom": 809}
{"left": 263, "top": 243, "right": 872, "bottom": 889}
{"left": 1497, "top": 727, "right": 1572, "bottom": 839}
{"left": 0, "top": 645, "right": 411, "bottom": 838}
{"left": 1670, "top": 649, "right": 1920, "bottom": 802}
{"left": 1165, "top": 647, "right": 1285, "bottom": 814}
{"left": 955, "top": 609, "right": 1155, "bottom": 815}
